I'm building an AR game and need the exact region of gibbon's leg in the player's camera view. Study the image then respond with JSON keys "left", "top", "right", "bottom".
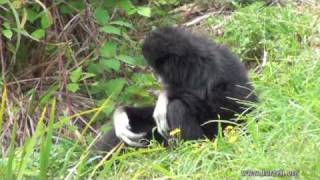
{"left": 166, "top": 99, "right": 205, "bottom": 140}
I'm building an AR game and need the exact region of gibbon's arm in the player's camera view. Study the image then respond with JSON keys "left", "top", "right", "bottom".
{"left": 153, "top": 91, "right": 170, "bottom": 138}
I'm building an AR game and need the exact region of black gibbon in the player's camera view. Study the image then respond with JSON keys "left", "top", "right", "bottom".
{"left": 94, "top": 27, "right": 257, "bottom": 152}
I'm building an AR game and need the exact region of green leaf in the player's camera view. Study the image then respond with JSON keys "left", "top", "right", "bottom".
{"left": 31, "top": 29, "right": 45, "bottom": 40}
{"left": 89, "top": 81, "right": 103, "bottom": 95}
{"left": 59, "top": 4, "right": 75, "bottom": 14}
{"left": 99, "top": 25, "right": 121, "bottom": 35}
{"left": 132, "top": 73, "right": 156, "bottom": 86}
{"left": 100, "top": 58, "right": 121, "bottom": 72}
{"left": 26, "top": 8, "right": 38, "bottom": 23}
{"left": 81, "top": 73, "right": 96, "bottom": 80}
{"left": 105, "top": 78, "right": 126, "bottom": 96}
{"left": 100, "top": 99, "right": 115, "bottom": 116}
{"left": 100, "top": 42, "right": 117, "bottom": 58}
{"left": 133, "top": 55, "right": 146, "bottom": 66}
{"left": 0, "top": 0, "right": 8, "bottom": 4}
{"left": 110, "top": 20, "right": 134, "bottom": 30}
{"left": 116, "top": 55, "right": 137, "bottom": 66}
{"left": 3, "top": 22, "right": 10, "bottom": 29}
{"left": 119, "top": 0, "right": 135, "bottom": 14}
{"left": 67, "top": 83, "right": 79, "bottom": 93}
{"left": 94, "top": 7, "right": 109, "bottom": 25}
{"left": 70, "top": 67, "right": 82, "bottom": 83}
{"left": 123, "top": 84, "right": 154, "bottom": 105}
{"left": 137, "top": 7, "right": 151, "bottom": 17}
{"left": 2, "top": 29, "right": 13, "bottom": 39}
{"left": 87, "top": 63, "right": 103, "bottom": 74}
{"left": 41, "top": 12, "right": 52, "bottom": 29}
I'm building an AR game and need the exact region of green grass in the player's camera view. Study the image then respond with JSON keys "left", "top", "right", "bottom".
{"left": 208, "top": 2, "right": 315, "bottom": 61}
{"left": 1, "top": 2, "right": 320, "bottom": 179}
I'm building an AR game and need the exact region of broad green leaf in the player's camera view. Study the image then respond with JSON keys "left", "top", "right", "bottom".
{"left": 132, "top": 73, "right": 156, "bottom": 86}
{"left": 70, "top": 67, "right": 82, "bottom": 83}
{"left": 100, "top": 42, "right": 117, "bottom": 58}
{"left": 3, "top": 22, "right": 10, "bottom": 29}
{"left": 59, "top": 1, "right": 85, "bottom": 14}
{"left": 133, "top": 55, "right": 146, "bottom": 66}
{"left": 100, "top": 99, "right": 115, "bottom": 116}
{"left": 105, "top": 78, "right": 126, "bottom": 96}
{"left": 89, "top": 81, "right": 102, "bottom": 95}
{"left": 2, "top": 29, "right": 13, "bottom": 39}
{"left": 67, "top": 83, "right": 79, "bottom": 93}
{"left": 116, "top": 55, "right": 136, "bottom": 65}
{"left": 99, "top": 25, "right": 121, "bottom": 35}
{"left": 81, "top": 73, "right": 96, "bottom": 80}
{"left": 119, "top": 0, "right": 135, "bottom": 14}
{"left": 125, "top": 85, "right": 143, "bottom": 96}
{"left": 137, "top": 7, "right": 151, "bottom": 17}
{"left": 59, "top": 4, "right": 74, "bottom": 14}
{"left": 110, "top": 20, "right": 134, "bottom": 30}
{"left": 0, "top": 0, "right": 8, "bottom": 4}
{"left": 100, "top": 58, "right": 121, "bottom": 72}
{"left": 31, "top": 29, "right": 45, "bottom": 40}
{"left": 87, "top": 63, "right": 103, "bottom": 74}
{"left": 123, "top": 85, "right": 154, "bottom": 105}
{"left": 41, "top": 12, "right": 52, "bottom": 29}
{"left": 26, "top": 8, "right": 38, "bottom": 23}
{"left": 69, "top": 1, "right": 86, "bottom": 10}
{"left": 94, "top": 7, "right": 109, "bottom": 25}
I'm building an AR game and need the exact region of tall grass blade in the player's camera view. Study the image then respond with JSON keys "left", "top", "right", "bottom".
{"left": 39, "top": 98, "right": 56, "bottom": 180}
{"left": 7, "top": 1, "right": 22, "bottom": 62}
{"left": 4, "top": 115, "right": 18, "bottom": 179}
{"left": 0, "top": 85, "right": 7, "bottom": 134}
{"left": 17, "top": 106, "right": 47, "bottom": 180}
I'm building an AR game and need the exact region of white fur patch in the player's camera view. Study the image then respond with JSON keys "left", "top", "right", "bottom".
{"left": 113, "top": 107, "right": 146, "bottom": 147}
{"left": 156, "top": 75, "right": 163, "bottom": 83}
{"left": 153, "top": 91, "right": 169, "bottom": 138}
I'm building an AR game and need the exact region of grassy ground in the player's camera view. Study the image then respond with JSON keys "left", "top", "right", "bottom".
{"left": 1, "top": 2, "right": 320, "bottom": 179}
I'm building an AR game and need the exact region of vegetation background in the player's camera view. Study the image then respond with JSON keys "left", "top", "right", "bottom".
{"left": 0, "top": 0, "right": 319, "bottom": 179}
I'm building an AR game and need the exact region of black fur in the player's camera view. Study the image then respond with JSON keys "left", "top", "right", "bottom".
{"left": 94, "top": 27, "right": 257, "bottom": 152}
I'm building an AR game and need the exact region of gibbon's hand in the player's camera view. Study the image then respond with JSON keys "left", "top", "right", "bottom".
{"left": 153, "top": 91, "right": 170, "bottom": 138}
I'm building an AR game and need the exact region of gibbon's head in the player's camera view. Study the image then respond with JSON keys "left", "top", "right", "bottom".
{"left": 142, "top": 27, "right": 217, "bottom": 87}
{"left": 142, "top": 27, "right": 198, "bottom": 69}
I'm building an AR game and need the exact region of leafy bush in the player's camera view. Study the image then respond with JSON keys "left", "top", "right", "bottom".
{"left": 0, "top": 0, "right": 157, "bottom": 121}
